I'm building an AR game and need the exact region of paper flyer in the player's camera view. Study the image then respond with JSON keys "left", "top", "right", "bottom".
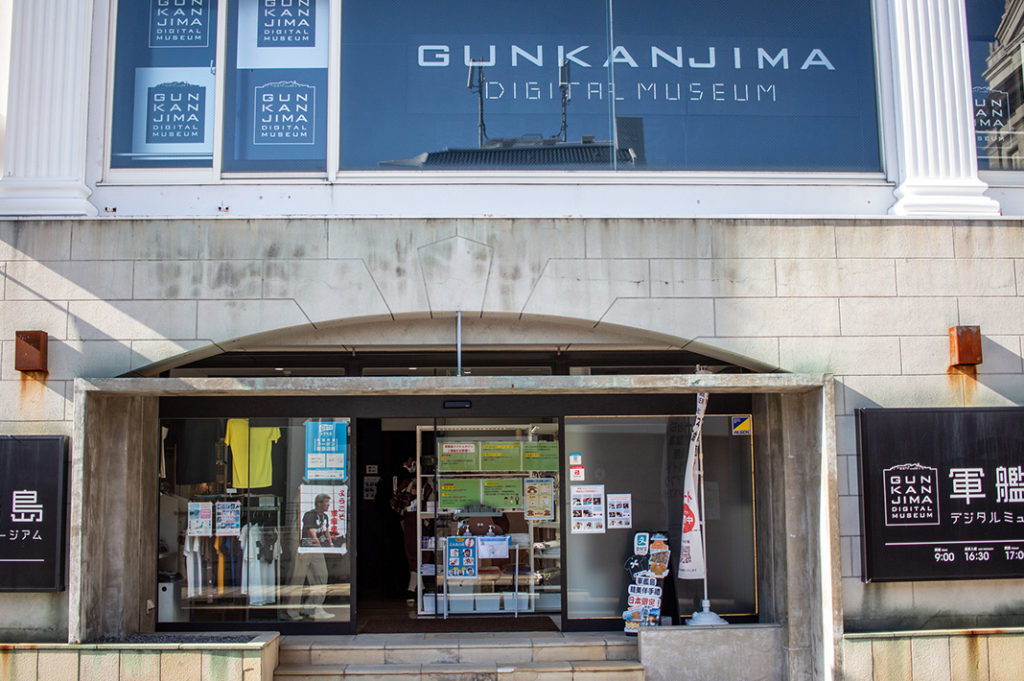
{"left": 607, "top": 493, "right": 633, "bottom": 529}
{"left": 570, "top": 485, "right": 606, "bottom": 534}
{"left": 187, "top": 501, "right": 213, "bottom": 537}
{"left": 524, "top": 477, "right": 555, "bottom": 520}
{"left": 297, "top": 483, "right": 348, "bottom": 554}
{"left": 215, "top": 500, "right": 241, "bottom": 536}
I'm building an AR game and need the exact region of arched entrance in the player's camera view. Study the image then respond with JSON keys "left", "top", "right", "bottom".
{"left": 68, "top": 315, "right": 840, "bottom": 679}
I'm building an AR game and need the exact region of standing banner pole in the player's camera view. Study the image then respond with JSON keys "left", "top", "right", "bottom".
{"left": 679, "top": 370, "right": 728, "bottom": 626}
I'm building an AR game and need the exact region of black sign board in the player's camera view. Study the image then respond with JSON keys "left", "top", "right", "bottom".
{"left": 0, "top": 436, "right": 68, "bottom": 591}
{"left": 858, "top": 407, "right": 1024, "bottom": 582}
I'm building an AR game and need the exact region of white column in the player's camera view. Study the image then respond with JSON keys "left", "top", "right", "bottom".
{"left": 0, "top": 0, "right": 97, "bottom": 216}
{"left": 888, "top": 0, "right": 1001, "bottom": 216}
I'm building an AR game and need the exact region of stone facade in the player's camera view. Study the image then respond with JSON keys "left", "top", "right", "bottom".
{"left": 3, "top": 216, "right": 1024, "bottom": 649}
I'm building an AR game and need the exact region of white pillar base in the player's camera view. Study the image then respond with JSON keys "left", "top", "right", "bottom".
{"left": 890, "top": 179, "right": 1002, "bottom": 217}
{"left": 0, "top": 179, "right": 98, "bottom": 217}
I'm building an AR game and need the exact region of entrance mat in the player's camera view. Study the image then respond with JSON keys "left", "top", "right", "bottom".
{"left": 358, "top": 615, "right": 559, "bottom": 633}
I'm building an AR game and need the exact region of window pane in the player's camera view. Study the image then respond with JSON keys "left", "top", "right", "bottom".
{"left": 564, "top": 416, "right": 755, "bottom": 621}
{"left": 111, "top": 0, "right": 219, "bottom": 168}
{"left": 967, "top": 0, "right": 1023, "bottom": 170}
{"left": 339, "top": 0, "right": 879, "bottom": 171}
{"left": 222, "top": 0, "right": 330, "bottom": 172}
{"left": 159, "top": 417, "right": 352, "bottom": 625}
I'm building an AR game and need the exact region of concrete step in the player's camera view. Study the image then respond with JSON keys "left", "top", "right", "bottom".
{"left": 275, "top": 659, "right": 645, "bottom": 680}
{"left": 275, "top": 633, "right": 642, "bottom": 681}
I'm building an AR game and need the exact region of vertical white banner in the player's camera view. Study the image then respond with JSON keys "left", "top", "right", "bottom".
{"left": 678, "top": 391, "right": 708, "bottom": 579}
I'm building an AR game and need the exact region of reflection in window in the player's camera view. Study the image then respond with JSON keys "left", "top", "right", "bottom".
{"left": 968, "top": 0, "right": 1024, "bottom": 169}
{"left": 110, "top": 0, "right": 881, "bottom": 173}
{"left": 222, "top": 0, "right": 329, "bottom": 172}
{"left": 158, "top": 417, "right": 351, "bottom": 625}
{"left": 111, "top": 0, "right": 219, "bottom": 169}
{"left": 341, "top": 0, "right": 880, "bottom": 171}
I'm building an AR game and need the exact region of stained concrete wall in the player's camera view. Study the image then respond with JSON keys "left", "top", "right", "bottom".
{"left": 2, "top": 216, "right": 1024, "bottom": 649}
{"left": 69, "top": 393, "right": 158, "bottom": 643}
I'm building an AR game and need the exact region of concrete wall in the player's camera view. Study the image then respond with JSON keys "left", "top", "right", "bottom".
{"left": 639, "top": 625, "right": 783, "bottom": 681}
{"left": 843, "top": 629, "right": 1024, "bottom": 681}
{"left": 3, "top": 216, "right": 1024, "bottom": 646}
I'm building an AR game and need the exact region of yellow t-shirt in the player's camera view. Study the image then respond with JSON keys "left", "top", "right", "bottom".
{"left": 225, "top": 419, "right": 281, "bottom": 488}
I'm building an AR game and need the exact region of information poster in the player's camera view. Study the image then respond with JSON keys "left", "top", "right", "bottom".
{"left": 215, "top": 501, "right": 242, "bottom": 536}
{"left": 570, "top": 485, "right": 606, "bottom": 534}
{"left": 524, "top": 478, "right": 555, "bottom": 520}
{"left": 480, "top": 442, "right": 522, "bottom": 471}
{"left": 523, "top": 441, "right": 559, "bottom": 471}
{"left": 187, "top": 501, "right": 213, "bottom": 537}
{"left": 607, "top": 493, "right": 633, "bottom": 529}
{"left": 438, "top": 478, "right": 481, "bottom": 510}
{"left": 481, "top": 478, "right": 523, "bottom": 509}
{"left": 297, "top": 483, "right": 348, "bottom": 554}
{"left": 446, "top": 535, "right": 478, "bottom": 578}
{"left": 304, "top": 420, "right": 347, "bottom": 481}
{"left": 478, "top": 535, "right": 511, "bottom": 559}
{"left": 438, "top": 442, "right": 479, "bottom": 472}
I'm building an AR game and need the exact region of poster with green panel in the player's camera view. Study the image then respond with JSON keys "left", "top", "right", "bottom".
{"left": 437, "top": 442, "right": 479, "bottom": 472}
{"left": 481, "top": 478, "right": 523, "bottom": 509}
{"left": 480, "top": 441, "right": 521, "bottom": 471}
{"left": 523, "top": 441, "right": 559, "bottom": 471}
{"left": 438, "top": 478, "right": 480, "bottom": 510}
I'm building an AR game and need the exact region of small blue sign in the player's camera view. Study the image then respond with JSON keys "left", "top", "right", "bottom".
{"left": 446, "top": 536, "right": 478, "bottom": 579}
{"left": 731, "top": 416, "right": 752, "bottom": 436}
{"left": 304, "top": 421, "right": 347, "bottom": 481}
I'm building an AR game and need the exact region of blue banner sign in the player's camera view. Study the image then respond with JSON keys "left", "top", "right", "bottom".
{"left": 304, "top": 421, "right": 347, "bottom": 482}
